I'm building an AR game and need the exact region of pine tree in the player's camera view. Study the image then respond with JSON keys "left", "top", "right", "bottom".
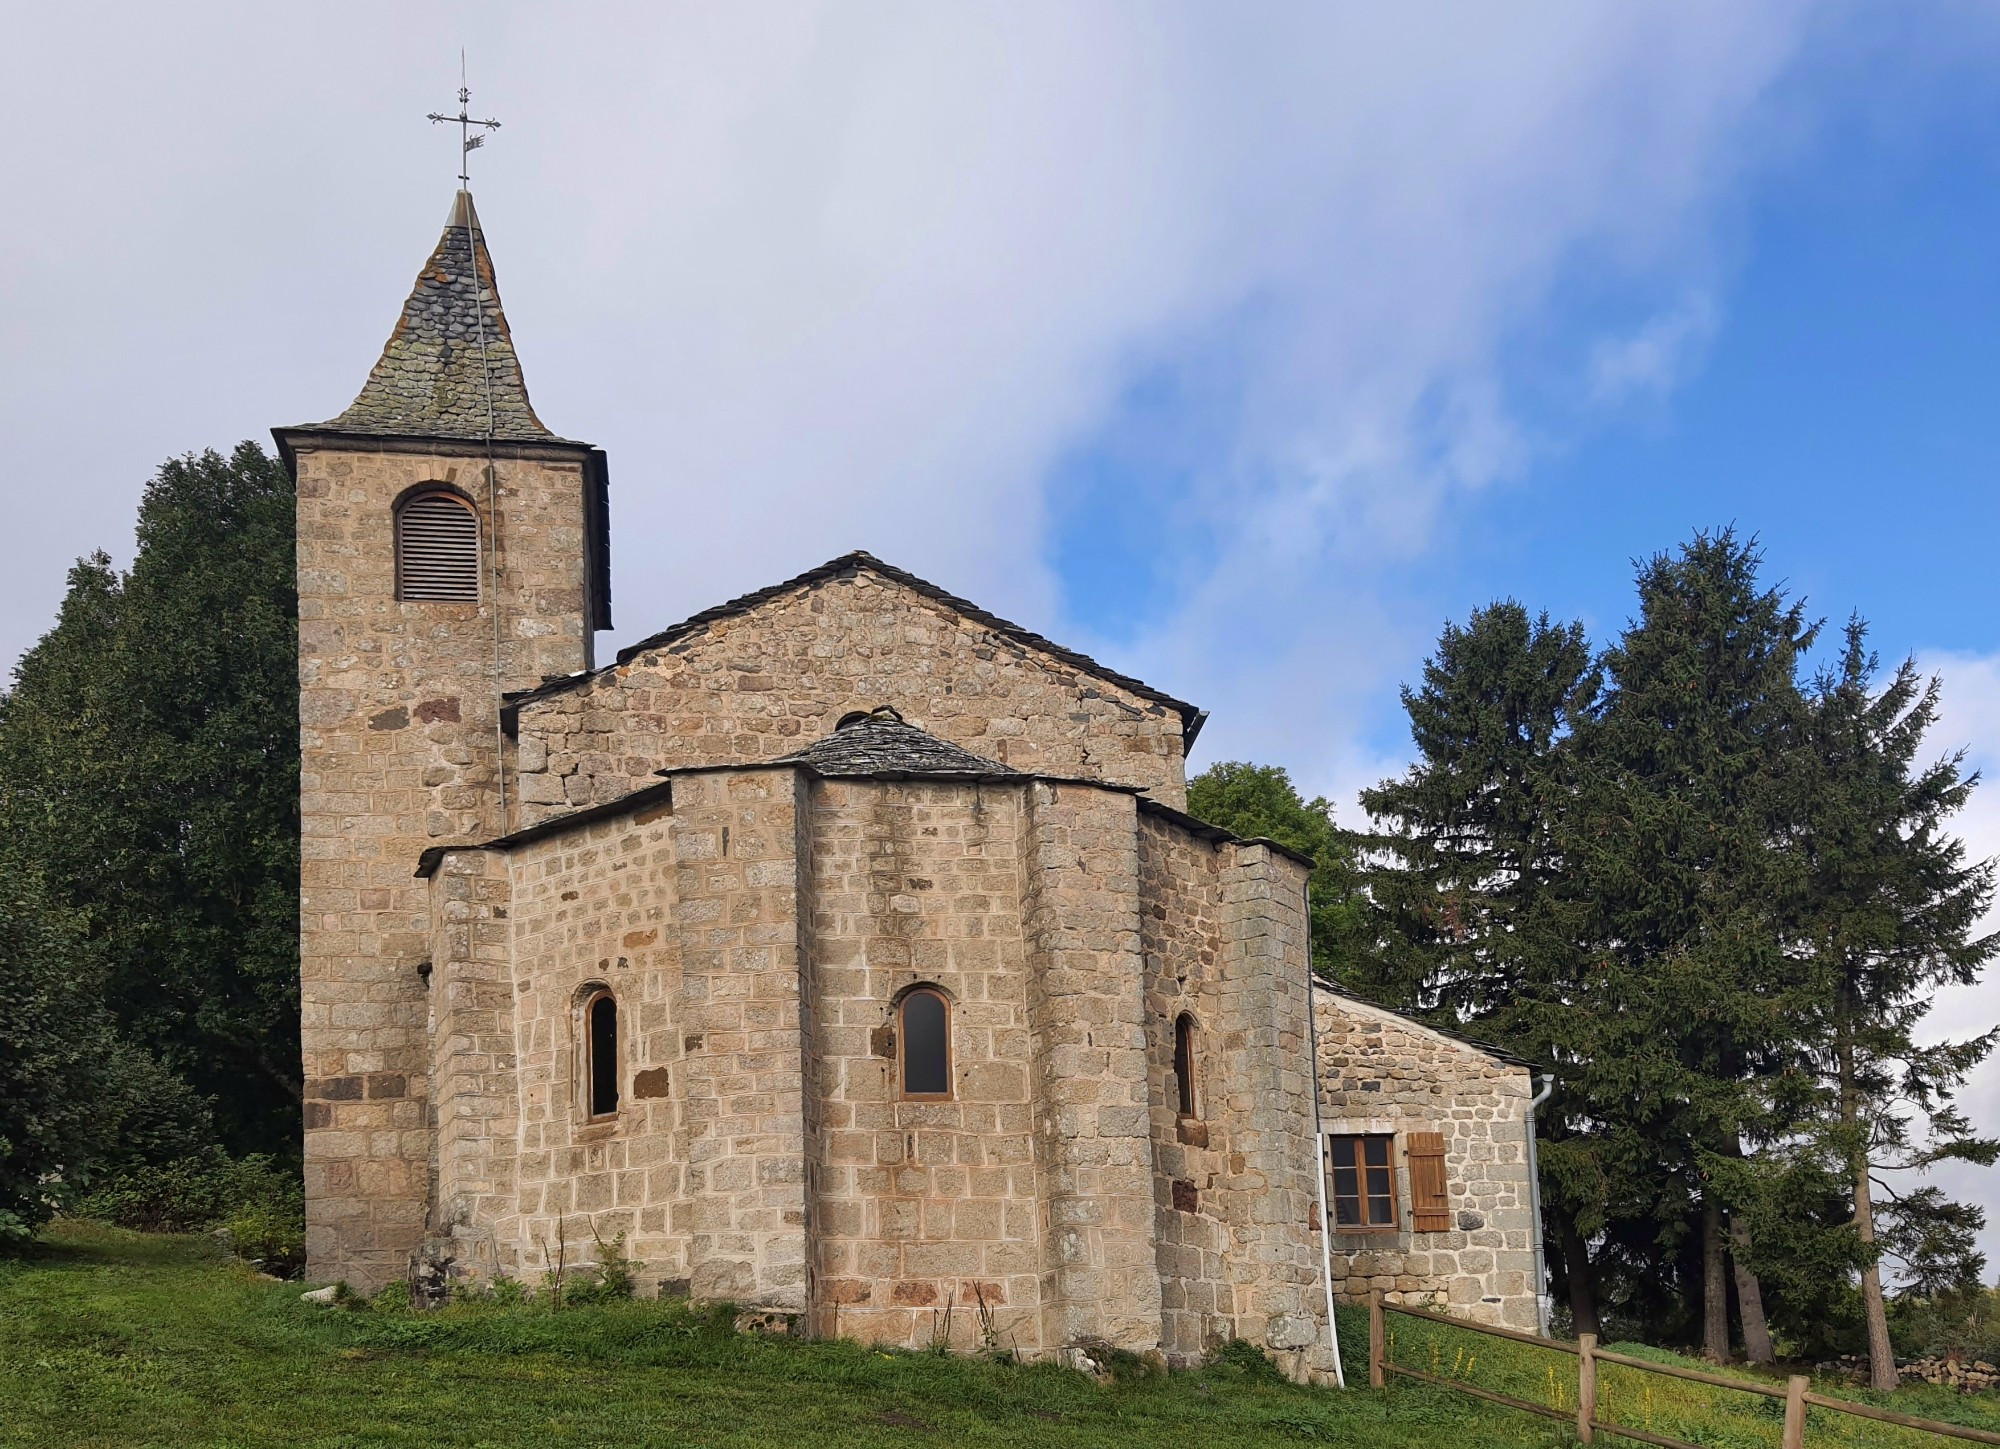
{"left": 1568, "top": 530, "right": 1815, "bottom": 1360}
{"left": 0, "top": 443, "right": 300, "bottom": 1155}
{"left": 1354, "top": 601, "right": 1603, "bottom": 1328}
{"left": 1790, "top": 620, "right": 1997, "bottom": 1388}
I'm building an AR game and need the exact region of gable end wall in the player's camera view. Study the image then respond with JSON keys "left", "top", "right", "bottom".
{"left": 511, "top": 570, "right": 1189, "bottom": 825}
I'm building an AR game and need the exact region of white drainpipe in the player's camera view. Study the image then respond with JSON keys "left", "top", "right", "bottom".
{"left": 1303, "top": 883, "right": 1345, "bottom": 1387}
{"left": 1525, "top": 1071, "right": 1556, "bottom": 1338}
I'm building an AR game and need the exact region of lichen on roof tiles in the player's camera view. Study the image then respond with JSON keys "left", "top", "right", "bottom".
{"left": 309, "top": 191, "right": 563, "bottom": 443}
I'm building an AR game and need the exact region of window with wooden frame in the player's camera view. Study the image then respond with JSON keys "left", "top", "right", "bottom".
{"left": 395, "top": 489, "right": 480, "bottom": 601}
{"left": 1405, "top": 1131, "right": 1451, "bottom": 1231}
{"left": 583, "top": 988, "right": 620, "bottom": 1119}
{"left": 1173, "top": 1013, "right": 1199, "bottom": 1118}
{"left": 898, "top": 987, "right": 951, "bottom": 1099}
{"left": 1325, "top": 1133, "right": 1397, "bottom": 1231}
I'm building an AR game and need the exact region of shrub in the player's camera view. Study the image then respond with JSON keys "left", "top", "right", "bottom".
{"left": 70, "top": 1150, "right": 304, "bottom": 1276}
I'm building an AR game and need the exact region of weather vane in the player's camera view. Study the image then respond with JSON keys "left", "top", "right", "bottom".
{"left": 427, "top": 54, "right": 501, "bottom": 188}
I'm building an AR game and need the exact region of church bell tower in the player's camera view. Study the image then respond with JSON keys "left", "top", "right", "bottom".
{"left": 276, "top": 190, "right": 610, "bottom": 1288}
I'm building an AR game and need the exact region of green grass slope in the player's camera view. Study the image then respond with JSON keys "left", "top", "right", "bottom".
{"left": 0, "top": 1223, "right": 1995, "bottom": 1448}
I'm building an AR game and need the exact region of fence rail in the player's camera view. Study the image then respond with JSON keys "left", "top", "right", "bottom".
{"left": 1368, "top": 1291, "right": 2000, "bottom": 1447}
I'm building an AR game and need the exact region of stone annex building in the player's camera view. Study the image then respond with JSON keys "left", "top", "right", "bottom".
{"left": 281, "top": 190, "right": 1541, "bottom": 1377}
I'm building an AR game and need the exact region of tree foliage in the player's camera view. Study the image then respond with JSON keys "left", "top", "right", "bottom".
{"left": 0, "top": 443, "right": 299, "bottom": 1156}
{"left": 1186, "top": 760, "right": 1364, "bottom": 971}
{"left": 1353, "top": 530, "right": 1996, "bottom": 1363}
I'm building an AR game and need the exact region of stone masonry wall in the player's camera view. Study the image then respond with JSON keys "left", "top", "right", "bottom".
{"left": 1313, "top": 994, "right": 1536, "bottom": 1329}
{"left": 1139, "top": 815, "right": 1331, "bottom": 1379}
{"left": 1212, "top": 841, "right": 1329, "bottom": 1380}
{"left": 1138, "top": 813, "right": 1234, "bottom": 1364}
{"left": 511, "top": 566, "right": 1190, "bottom": 826}
{"left": 489, "top": 791, "right": 682, "bottom": 1287}
{"left": 295, "top": 440, "right": 593, "bottom": 1290}
{"left": 1019, "top": 783, "right": 1163, "bottom": 1361}
{"left": 426, "top": 847, "right": 518, "bottom": 1278}
{"left": 803, "top": 778, "right": 1043, "bottom": 1351}
{"left": 667, "top": 768, "right": 811, "bottom": 1309}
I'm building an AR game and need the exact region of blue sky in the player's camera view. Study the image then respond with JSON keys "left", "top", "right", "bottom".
{"left": 2, "top": 2, "right": 1998, "bottom": 1271}
{"left": 1057, "top": 10, "right": 2000, "bottom": 787}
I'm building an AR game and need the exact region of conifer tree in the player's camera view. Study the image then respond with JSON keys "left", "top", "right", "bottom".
{"left": 1568, "top": 530, "right": 1815, "bottom": 1361}
{"left": 1355, "top": 601, "right": 1603, "bottom": 1328}
{"left": 1790, "top": 621, "right": 1997, "bottom": 1388}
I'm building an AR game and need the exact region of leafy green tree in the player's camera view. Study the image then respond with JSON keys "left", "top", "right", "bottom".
{"left": 0, "top": 856, "right": 110, "bottom": 1241}
{"left": 1788, "top": 621, "right": 1997, "bottom": 1387}
{"left": 0, "top": 444, "right": 299, "bottom": 1155}
{"left": 1353, "top": 600, "right": 1604, "bottom": 1328}
{"left": 1568, "top": 529, "right": 1817, "bottom": 1361}
{"left": 1186, "top": 760, "right": 1364, "bottom": 972}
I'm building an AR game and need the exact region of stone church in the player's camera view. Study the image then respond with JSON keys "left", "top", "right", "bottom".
{"left": 281, "top": 189, "right": 1540, "bottom": 1376}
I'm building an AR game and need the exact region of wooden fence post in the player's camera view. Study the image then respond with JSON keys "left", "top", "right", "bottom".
{"left": 1782, "top": 1374, "right": 1808, "bottom": 1449}
{"left": 1369, "top": 1290, "right": 1386, "bottom": 1390}
{"left": 1576, "top": 1333, "right": 1597, "bottom": 1445}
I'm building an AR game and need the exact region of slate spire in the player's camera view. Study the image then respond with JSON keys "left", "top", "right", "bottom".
{"left": 314, "top": 191, "right": 562, "bottom": 442}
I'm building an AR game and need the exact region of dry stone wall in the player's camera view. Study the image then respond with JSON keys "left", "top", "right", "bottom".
{"left": 1313, "top": 994, "right": 1536, "bottom": 1328}
{"left": 511, "top": 567, "right": 1190, "bottom": 825}
{"left": 294, "top": 438, "right": 594, "bottom": 1290}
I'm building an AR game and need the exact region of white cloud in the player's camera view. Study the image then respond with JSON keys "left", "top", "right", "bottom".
{"left": 1904, "top": 651, "right": 2000, "bottom": 1278}
{"left": 1588, "top": 293, "right": 1721, "bottom": 404}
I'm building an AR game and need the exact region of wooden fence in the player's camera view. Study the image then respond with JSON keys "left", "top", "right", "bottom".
{"left": 1368, "top": 1291, "right": 2000, "bottom": 1447}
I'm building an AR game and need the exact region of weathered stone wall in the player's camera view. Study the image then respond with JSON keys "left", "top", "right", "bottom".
{"left": 486, "top": 790, "right": 682, "bottom": 1287}
{"left": 426, "top": 847, "right": 518, "bottom": 1278}
{"left": 1138, "top": 814, "right": 1331, "bottom": 1379}
{"left": 1138, "top": 813, "right": 1234, "bottom": 1364}
{"left": 1313, "top": 994, "right": 1536, "bottom": 1329}
{"left": 511, "top": 566, "right": 1190, "bottom": 825}
{"left": 294, "top": 439, "right": 594, "bottom": 1290}
{"left": 803, "top": 778, "right": 1042, "bottom": 1351}
{"left": 667, "top": 767, "right": 812, "bottom": 1309}
{"left": 1019, "top": 783, "right": 1164, "bottom": 1362}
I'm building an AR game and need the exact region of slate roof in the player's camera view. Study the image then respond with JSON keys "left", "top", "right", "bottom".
{"left": 774, "top": 709, "right": 1025, "bottom": 780}
{"left": 505, "top": 550, "right": 1208, "bottom": 747}
{"left": 295, "top": 191, "right": 567, "bottom": 444}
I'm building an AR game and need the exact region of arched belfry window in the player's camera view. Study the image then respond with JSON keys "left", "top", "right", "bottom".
{"left": 899, "top": 987, "right": 951, "bottom": 1100}
{"left": 583, "top": 988, "right": 619, "bottom": 1119}
{"left": 1174, "top": 1013, "right": 1199, "bottom": 1118}
{"left": 396, "top": 489, "right": 480, "bottom": 601}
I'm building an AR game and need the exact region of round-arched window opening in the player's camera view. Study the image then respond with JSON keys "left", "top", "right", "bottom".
{"left": 899, "top": 987, "right": 951, "bottom": 1099}
{"left": 1174, "top": 1012, "right": 1199, "bottom": 1119}
{"left": 585, "top": 989, "right": 620, "bottom": 1119}
{"left": 395, "top": 489, "right": 480, "bottom": 602}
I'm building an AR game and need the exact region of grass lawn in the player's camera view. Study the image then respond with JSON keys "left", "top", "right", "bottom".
{"left": 2, "top": 1223, "right": 1997, "bottom": 1448}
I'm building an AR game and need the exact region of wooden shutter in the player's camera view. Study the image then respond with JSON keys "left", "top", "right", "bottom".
{"left": 1407, "top": 1131, "right": 1451, "bottom": 1232}
{"left": 397, "top": 493, "right": 480, "bottom": 601}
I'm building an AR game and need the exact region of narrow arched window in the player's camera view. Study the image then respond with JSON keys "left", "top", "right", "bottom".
{"left": 899, "top": 988, "right": 951, "bottom": 1099}
{"left": 584, "top": 989, "right": 619, "bottom": 1119}
{"left": 396, "top": 489, "right": 480, "bottom": 601}
{"left": 1174, "top": 1013, "right": 1198, "bottom": 1118}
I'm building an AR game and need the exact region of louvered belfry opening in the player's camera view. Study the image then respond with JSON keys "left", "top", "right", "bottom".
{"left": 396, "top": 490, "right": 480, "bottom": 602}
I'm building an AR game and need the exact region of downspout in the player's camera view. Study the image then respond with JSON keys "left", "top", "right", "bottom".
{"left": 1303, "top": 882, "right": 1347, "bottom": 1388}
{"left": 1525, "top": 1071, "right": 1555, "bottom": 1338}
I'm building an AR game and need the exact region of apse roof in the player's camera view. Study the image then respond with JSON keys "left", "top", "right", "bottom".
{"left": 773, "top": 708, "right": 1025, "bottom": 780}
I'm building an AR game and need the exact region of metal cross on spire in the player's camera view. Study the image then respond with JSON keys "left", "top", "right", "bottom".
{"left": 426, "top": 56, "right": 501, "bottom": 188}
